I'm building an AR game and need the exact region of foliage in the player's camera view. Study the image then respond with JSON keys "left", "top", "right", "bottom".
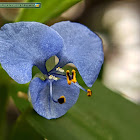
{"left": 16, "top": 0, "right": 81, "bottom": 23}
{"left": 0, "top": 66, "right": 140, "bottom": 140}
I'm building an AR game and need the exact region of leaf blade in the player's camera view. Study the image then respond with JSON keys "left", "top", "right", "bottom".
{"left": 14, "top": 80, "right": 140, "bottom": 140}
{"left": 16, "top": 0, "right": 81, "bottom": 23}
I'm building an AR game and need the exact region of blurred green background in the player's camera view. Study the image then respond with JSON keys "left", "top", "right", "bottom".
{"left": 0, "top": 0, "right": 140, "bottom": 140}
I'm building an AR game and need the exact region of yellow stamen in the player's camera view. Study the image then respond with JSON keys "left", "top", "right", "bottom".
{"left": 58, "top": 96, "right": 66, "bottom": 104}
{"left": 87, "top": 89, "right": 92, "bottom": 96}
{"left": 71, "top": 69, "right": 77, "bottom": 83}
{"left": 66, "top": 70, "right": 71, "bottom": 85}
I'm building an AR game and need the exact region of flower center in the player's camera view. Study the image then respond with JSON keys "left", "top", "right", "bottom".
{"left": 66, "top": 69, "right": 77, "bottom": 85}
{"left": 48, "top": 67, "right": 92, "bottom": 104}
{"left": 66, "top": 69, "right": 92, "bottom": 97}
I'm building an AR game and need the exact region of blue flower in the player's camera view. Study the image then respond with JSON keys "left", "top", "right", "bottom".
{"left": 0, "top": 21, "right": 104, "bottom": 119}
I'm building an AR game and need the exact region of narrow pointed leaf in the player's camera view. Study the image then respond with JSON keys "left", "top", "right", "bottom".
{"left": 12, "top": 80, "right": 140, "bottom": 140}
{"left": 16, "top": 0, "right": 81, "bottom": 23}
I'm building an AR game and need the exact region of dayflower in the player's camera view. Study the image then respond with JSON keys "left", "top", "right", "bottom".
{"left": 0, "top": 21, "right": 104, "bottom": 119}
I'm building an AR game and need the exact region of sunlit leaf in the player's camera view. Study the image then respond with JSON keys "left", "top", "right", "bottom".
{"left": 16, "top": 0, "right": 81, "bottom": 23}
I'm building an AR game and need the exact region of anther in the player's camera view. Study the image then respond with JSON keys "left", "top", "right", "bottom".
{"left": 56, "top": 67, "right": 64, "bottom": 73}
{"left": 58, "top": 96, "right": 66, "bottom": 104}
{"left": 87, "top": 89, "right": 92, "bottom": 96}
{"left": 49, "top": 75, "right": 53, "bottom": 79}
{"left": 66, "top": 70, "right": 71, "bottom": 85}
{"left": 49, "top": 75, "right": 58, "bottom": 81}
{"left": 71, "top": 69, "right": 77, "bottom": 83}
{"left": 74, "top": 82, "right": 92, "bottom": 97}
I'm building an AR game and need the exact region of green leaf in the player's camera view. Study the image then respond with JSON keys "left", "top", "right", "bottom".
{"left": 0, "top": 85, "right": 8, "bottom": 140}
{"left": 0, "top": 67, "right": 30, "bottom": 112}
{"left": 0, "top": 64, "right": 11, "bottom": 85}
{"left": 16, "top": 0, "right": 81, "bottom": 23}
{"left": 9, "top": 83, "right": 30, "bottom": 112}
{"left": 2, "top": 63, "right": 139, "bottom": 140}
{"left": 10, "top": 117, "right": 43, "bottom": 140}
{"left": 12, "top": 80, "right": 140, "bottom": 140}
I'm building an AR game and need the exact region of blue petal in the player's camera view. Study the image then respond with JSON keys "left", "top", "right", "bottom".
{"left": 0, "top": 22, "right": 63, "bottom": 84}
{"left": 51, "top": 21, "right": 104, "bottom": 87}
{"left": 29, "top": 77, "right": 80, "bottom": 119}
